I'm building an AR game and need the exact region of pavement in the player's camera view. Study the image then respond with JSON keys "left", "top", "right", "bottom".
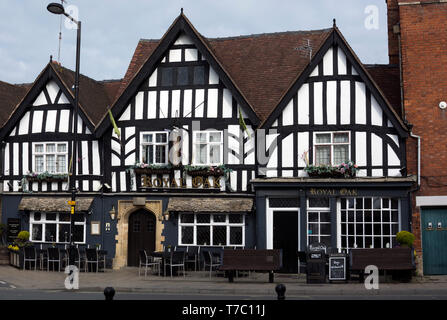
{"left": 1, "top": 265, "right": 447, "bottom": 298}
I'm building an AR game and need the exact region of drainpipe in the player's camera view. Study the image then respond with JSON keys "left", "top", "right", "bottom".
{"left": 410, "top": 132, "right": 421, "bottom": 190}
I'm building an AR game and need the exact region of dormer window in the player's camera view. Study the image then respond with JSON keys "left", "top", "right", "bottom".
{"left": 159, "top": 65, "right": 205, "bottom": 87}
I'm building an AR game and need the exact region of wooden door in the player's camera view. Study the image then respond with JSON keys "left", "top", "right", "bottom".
{"left": 128, "top": 210, "right": 156, "bottom": 267}
{"left": 422, "top": 208, "right": 447, "bottom": 274}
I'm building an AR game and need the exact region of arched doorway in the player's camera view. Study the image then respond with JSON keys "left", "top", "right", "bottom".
{"left": 127, "top": 209, "right": 156, "bottom": 266}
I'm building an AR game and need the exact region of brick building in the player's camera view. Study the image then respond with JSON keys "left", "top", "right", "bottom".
{"left": 387, "top": 0, "right": 447, "bottom": 275}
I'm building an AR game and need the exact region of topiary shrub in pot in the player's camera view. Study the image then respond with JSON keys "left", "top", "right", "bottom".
{"left": 396, "top": 230, "right": 415, "bottom": 248}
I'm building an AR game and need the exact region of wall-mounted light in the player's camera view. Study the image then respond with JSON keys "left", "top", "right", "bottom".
{"left": 163, "top": 210, "right": 170, "bottom": 221}
{"left": 439, "top": 101, "right": 447, "bottom": 110}
{"left": 109, "top": 206, "right": 116, "bottom": 220}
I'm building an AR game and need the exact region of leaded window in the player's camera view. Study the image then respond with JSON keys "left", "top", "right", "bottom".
{"left": 141, "top": 132, "right": 169, "bottom": 165}
{"left": 314, "top": 132, "right": 350, "bottom": 166}
{"left": 29, "top": 212, "right": 86, "bottom": 244}
{"left": 33, "top": 142, "right": 68, "bottom": 173}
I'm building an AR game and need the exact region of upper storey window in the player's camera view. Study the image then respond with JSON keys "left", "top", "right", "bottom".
{"left": 314, "top": 132, "right": 350, "bottom": 166}
{"left": 159, "top": 65, "right": 205, "bottom": 87}
{"left": 193, "top": 131, "right": 223, "bottom": 165}
{"left": 140, "top": 132, "right": 169, "bottom": 165}
{"left": 33, "top": 142, "right": 68, "bottom": 173}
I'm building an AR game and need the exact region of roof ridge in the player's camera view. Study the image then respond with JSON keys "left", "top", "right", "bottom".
{"left": 205, "top": 28, "right": 333, "bottom": 41}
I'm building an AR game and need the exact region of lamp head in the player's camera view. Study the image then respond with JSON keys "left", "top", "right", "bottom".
{"left": 47, "top": 3, "right": 65, "bottom": 15}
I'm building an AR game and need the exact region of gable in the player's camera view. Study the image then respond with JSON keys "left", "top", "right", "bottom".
{"left": 262, "top": 28, "right": 408, "bottom": 138}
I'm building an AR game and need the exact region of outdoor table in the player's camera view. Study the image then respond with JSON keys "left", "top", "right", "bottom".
{"left": 151, "top": 251, "right": 175, "bottom": 276}
{"left": 36, "top": 248, "right": 47, "bottom": 271}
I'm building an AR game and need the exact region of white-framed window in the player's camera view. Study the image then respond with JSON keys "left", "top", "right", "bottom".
{"left": 33, "top": 142, "right": 68, "bottom": 173}
{"left": 307, "top": 198, "right": 331, "bottom": 247}
{"left": 313, "top": 131, "right": 350, "bottom": 166}
{"left": 178, "top": 213, "right": 245, "bottom": 247}
{"left": 29, "top": 212, "right": 86, "bottom": 244}
{"left": 140, "top": 131, "right": 169, "bottom": 164}
{"left": 338, "top": 197, "right": 400, "bottom": 250}
{"left": 192, "top": 131, "right": 223, "bottom": 165}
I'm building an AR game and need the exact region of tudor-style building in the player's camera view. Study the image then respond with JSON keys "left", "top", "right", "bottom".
{"left": 0, "top": 12, "right": 415, "bottom": 271}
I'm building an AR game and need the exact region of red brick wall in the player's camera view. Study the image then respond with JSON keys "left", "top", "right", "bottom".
{"left": 386, "top": 0, "right": 400, "bottom": 65}
{"left": 397, "top": 1, "right": 447, "bottom": 264}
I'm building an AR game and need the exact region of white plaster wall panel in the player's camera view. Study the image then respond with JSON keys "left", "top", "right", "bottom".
{"left": 241, "top": 170, "right": 247, "bottom": 192}
{"left": 92, "top": 141, "right": 100, "bottom": 175}
{"left": 195, "top": 89, "right": 205, "bottom": 117}
{"left": 207, "top": 89, "right": 218, "bottom": 118}
{"left": 327, "top": 81, "right": 337, "bottom": 124}
{"left": 32, "top": 110, "right": 43, "bottom": 133}
{"left": 59, "top": 110, "right": 70, "bottom": 133}
{"left": 148, "top": 91, "right": 157, "bottom": 118}
{"left": 135, "top": 92, "right": 144, "bottom": 120}
{"left": 22, "top": 142, "right": 29, "bottom": 173}
{"left": 3, "top": 182, "right": 8, "bottom": 192}
{"left": 159, "top": 91, "right": 169, "bottom": 118}
{"left": 10, "top": 128, "right": 15, "bottom": 136}
{"left": 58, "top": 92, "right": 69, "bottom": 104}
{"left": 174, "top": 34, "right": 193, "bottom": 45}
{"left": 297, "top": 132, "right": 309, "bottom": 167}
{"left": 338, "top": 47, "right": 347, "bottom": 75}
{"left": 13, "top": 143, "right": 19, "bottom": 175}
{"left": 230, "top": 171, "right": 237, "bottom": 191}
{"left": 112, "top": 172, "right": 117, "bottom": 192}
{"left": 125, "top": 126, "right": 135, "bottom": 140}
{"left": 355, "top": 132, "right": 367, "bottom": 166}
{"left": 388, "top": 120, "right": 393, "bottom": 127}
{"left": 42, "top": 182, "right": 47, "bottom": 192}
{"left": 185, "top": 49, "right": 198, "bottom": 61}
{"left": 4, "top": 143, "right": 9, "bottom": 175}
{"left": 183, "top": 89, "right": 192, "bottom": 118}
{"left": 388, "top": 169, "right": 401, "bottom": 177}
{"left": 182, "top": 126, "right": 189, "bottom": 164}
{"left": 244, "top": 128, "right": 255, "bottom": 165}
{"left": 51, "top": 182, "right": 58, "bottom": 191}
{"left": 266, "top": 133, "right": 278, "bottom": 169}
{"left": 282, "top": 170, "right": 294, "bottom": 177}
{"left": 314, "top": 82, "right": 323, "bottom": 125}
{"left": 93, "top": 180, "right": 101, "bottom": 192}
{"left": 282, "top": 100, "right": 294, "bottom": 126}
{"left": 371, "top": 133, "right": 383, "bottom": 166}
{"left": 46, "top": 81, "right": 59, "bottom": 103}
{"left": 169, "top": 49, "right": 182, "bottom": 62}
{"left": 355, "top": 82, "right": 366, "bottom": 124}
{"left": 340, "top": 81, "right": 350, "bottom": 124}
{"left": 119, "top": 105, "right": 131, "bottom": 121}
{"left": 148, "top": 69, "right": 157, "bottom": 87}
{"left": 171, "top": 90, "right": 181, "bottom": 118}
{"left": 120, "top": 171, "right": 126, "bottom": 191}
{"left": 222, "top": 89, "right": 232, "bottom": 118}
{"left": 227, "top": 125, "right": 240, "bottom": 165}
{"left": 111, "top": 154, "right": 120, "bottom": 167}
{"left": 209, "top": 67, "right": 219, "bottom": 85}
{"left": 282, "top": 133, "right": 294, "bottom": 168}
{"left": 297, "top": 83, "right": 309, "bottom": 125}
{"left": 32, "top": 182, "right": 38, "bottom": 192}
{"left": 18, "top": 111, "right": 30, "bottom": 135}
{"left": 83, "top": 180, "right": 89, "bottom": 191}
{"left": 81, "top": 141, "right": 89, "bottom": 175}
{"left": 323, "top": 47, "right": 333, "bottom": 76}
{"left": 310, "top": 66, "right": 319, "bottom": 77}
{"left": 371, "top": 95, "right": 382, "bottom": 126}
{"left": 352, "top": 66, "right": 359, "bottom": 75}
{"left": 372, "top": 169, "right": 383, "bottom": 177}
{"left": 125, "top": 138, "right": 136, "bottom": 165}
{"left": 388, "top": 145, "right": 400, "bottom": 166}
{"left": 272, "top": 119, "right": 278, "bottom": 127}
{"left": 387, "top": 134, "right": 399, "bottom": 147}
{"left": 33, "top": 91, "right": 47, "bottom": 106}
{"left": 76, "top": 115, "right": 83, "bottom": 134}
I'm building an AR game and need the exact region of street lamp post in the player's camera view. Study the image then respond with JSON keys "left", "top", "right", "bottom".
{"left": 47, "top": 3, "right": 81, "bottom": 266}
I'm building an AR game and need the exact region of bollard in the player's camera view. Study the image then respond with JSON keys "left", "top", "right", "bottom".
{"left": 275, "top": 283, "right": 286, "bottom": 300}
{"left": 104, "top": 287, "right": 115, "bottom": 300}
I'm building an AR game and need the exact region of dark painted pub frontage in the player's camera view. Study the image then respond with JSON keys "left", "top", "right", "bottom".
{"left": 0, "top": 13, "right": 417, "bottom": 274}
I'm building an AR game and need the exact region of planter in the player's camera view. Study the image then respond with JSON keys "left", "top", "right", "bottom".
{"left": 26, "top": 176, "right": 68, "bottom": 183}
{"left": 185, "top": 169, "right": 224, "bottom": 177}
{"left": 9, "top": 250, "right": 23, "bottom": 269}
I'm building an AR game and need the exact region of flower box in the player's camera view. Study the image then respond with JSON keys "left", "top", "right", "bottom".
{"left": 134, "top": 167, "right": 173, "bottom": 175}
{"left": 185, "top": 168, "right": 225, "bottom": 177}
{"left": 305, "top": 162, "right": 359, "bottom": 179}
{"left": 26, "top": 176, "right": 68, "bottom": 183}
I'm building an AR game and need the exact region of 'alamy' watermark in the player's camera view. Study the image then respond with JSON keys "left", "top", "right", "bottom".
{"left": 364, "top": 5, "right": 379, "bottom": 30}
{"left": 364, "top": 265, "right": 379, "bottom": 290}
{"left": 64, "top": 265, "right": 79, "bottom": 290}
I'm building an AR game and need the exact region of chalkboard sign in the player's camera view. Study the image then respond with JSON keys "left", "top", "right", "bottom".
{"left": 329, "top": 254, "right": 347, "bottom": 281}
{"left": 7, "top": 218, "right": 21, "bottom": 243}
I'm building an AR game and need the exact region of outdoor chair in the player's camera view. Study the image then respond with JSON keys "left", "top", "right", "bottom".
{"left": 139, "top": 250, "right": 161, "bottom": 277}
{"left": 164, "top": 250, "right": 185, "bottom": 278}
{"left": 185, "top": 246, "right": 199, "bottom": 271}
{"left": 23, "top": 247, "right": 37, "bottom": 271}
{"left": 47, "top": 248, "right": 61, "bottom": 272}
{"left": 203, "top": 251, "right": 221, "bottom": 278}
{"left": 85, "top": 248, "right": 101, "bottom": 273}
{"left": 65, "top": 247, "right": 81, "bottom": 270}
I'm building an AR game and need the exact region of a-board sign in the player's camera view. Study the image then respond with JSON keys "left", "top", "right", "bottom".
{"left": 329, "top": 254, "right": 347, "bottom": 281}
{"left": 7, "top": 218, "right": 21, "bottom": 243}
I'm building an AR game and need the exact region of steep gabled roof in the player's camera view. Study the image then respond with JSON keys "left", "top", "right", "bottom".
{"left": 0, "top": 81, "right": 28, "bottom": 128}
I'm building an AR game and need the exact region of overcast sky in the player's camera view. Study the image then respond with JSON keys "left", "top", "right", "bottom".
{"left": 0, "top": 0, "right": 389, "bottom": 84}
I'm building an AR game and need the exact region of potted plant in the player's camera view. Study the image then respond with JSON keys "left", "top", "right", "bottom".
{"left": 394, "top": 230, "right": 416, "bottom": 282}
{"left": 304, "top": 161, "right": 359, "bottom": 178}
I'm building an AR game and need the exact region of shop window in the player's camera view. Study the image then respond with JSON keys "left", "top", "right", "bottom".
{"left": 140, "top": 132, "right": 169, "bottom": 165}
{"left": 307, "top": 198, "right": 331, "bottom": 247}
{"left": 33, "top": 142, "right": 68, "bottom": 173}
{"left": 192, "top": 131, "right": 223, "bottom": 165}
{"left": 29, "top": 212, "right": 86, "bottom": 244}
{"left": 178, "top": 213, "right": 245, "bottom": 247}
{"left": 313, "top": 132, "right": 350, "bottom": 166}
{"left": 339, "top": 197, "right": 399, "bottom": 250}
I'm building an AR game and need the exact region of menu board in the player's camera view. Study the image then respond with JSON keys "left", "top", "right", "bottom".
{"left": 7, "top": 218, "right": 21, "bottom": 243}
{"left": 329, "top": 255, "right": 346, "bottom": 281}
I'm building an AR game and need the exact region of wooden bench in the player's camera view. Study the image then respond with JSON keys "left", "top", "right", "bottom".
{"left": 350, "top": 248, "right": 415, "bottom": 282}
{"left": 219, "top": 249, "right": 282, "bottom": 283}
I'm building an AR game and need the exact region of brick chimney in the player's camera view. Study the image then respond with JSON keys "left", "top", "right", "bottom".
{"left": 386, "top": 0, "right": 400, "bottom": 65}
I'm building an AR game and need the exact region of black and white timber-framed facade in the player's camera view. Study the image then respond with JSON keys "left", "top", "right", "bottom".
{"left": 0, "top": 13, "right": 415, "bottom": 271}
